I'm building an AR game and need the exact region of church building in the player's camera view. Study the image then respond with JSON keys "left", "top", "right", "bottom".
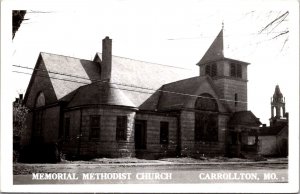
{"left": 21, "top": 29, "right": 263, "bottom": 160}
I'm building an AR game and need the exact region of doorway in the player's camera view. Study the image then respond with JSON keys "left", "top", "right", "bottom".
{"left": 134, "top": 120, "right": 147, "bottom": 149}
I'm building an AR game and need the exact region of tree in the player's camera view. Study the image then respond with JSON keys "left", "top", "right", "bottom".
{"left": 12, "top": 10, "right": 27, "bottom": 39}
{"left": 13, "top": 95, "right": 28, "bottom": 145}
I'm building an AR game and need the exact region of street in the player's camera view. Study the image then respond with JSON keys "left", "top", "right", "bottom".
{"left": 13, "top": 159, "right": 288, "bottom": 184}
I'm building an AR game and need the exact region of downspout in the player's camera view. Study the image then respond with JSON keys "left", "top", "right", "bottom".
{"left": 58, "top": 102, "right": 65, "bottom": 139}
{"left": 58, "top": 102, "right": 65, "bottom": 154}
{"left": 176, "top": 112, "right": 181, "bottom": 157}
{"left": 77, "top": 108, "right": 82, "bottom": 157}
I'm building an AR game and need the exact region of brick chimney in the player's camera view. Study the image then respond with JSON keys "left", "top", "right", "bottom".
{"left": 101, "top": 36, "right": 112, "bottom": 79}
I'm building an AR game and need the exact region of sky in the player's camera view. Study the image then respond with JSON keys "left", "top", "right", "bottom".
{"left": 9, "top": 0, "right": 299, "bottom": 124}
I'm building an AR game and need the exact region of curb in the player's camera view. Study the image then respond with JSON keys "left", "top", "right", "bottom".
{"left": 16, "top": 161, "right": 288, "bottom": 166}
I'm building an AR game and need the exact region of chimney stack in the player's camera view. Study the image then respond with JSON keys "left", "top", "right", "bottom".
{"left": 102, "top": 36, "right": 112, "bottom": 79}
{"left": 19, "top": 94, "right": 23, "bottom": 101}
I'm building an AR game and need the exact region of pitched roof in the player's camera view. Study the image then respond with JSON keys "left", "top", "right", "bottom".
{"left": 82, "top": 53, "right": 197, "bottom": 108}
{"left": 197, "top": 29, "right": 250, "bottom": 66}
{"left": 198, "top": 29, "right": 224, "bottom": 65}
{"left": 259, "top": 125, "right": 288, "bottom": 136}
{"left": 273, "top": 85, "right": 284, "bottom": 102}
{"left": 229, "top": 111, "right": 262, "bottom": 126}
{"left": 40, "top": 52, "right": 101, "bottom": 100}
{"left": 96, "top": 53, "right": 196, "bottom": 89}
{"left": 140, "top": 76, "right": 227, "bottom": 111}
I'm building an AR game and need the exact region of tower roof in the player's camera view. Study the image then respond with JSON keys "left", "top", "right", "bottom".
{"left": 197, "top": 29, "right": 250, "bottom": 66}
{"left": 198, "top": 29, "right": 224, "bottom": 65}
{"left": 273, "top": 85, "right": 283, "bottom": 102}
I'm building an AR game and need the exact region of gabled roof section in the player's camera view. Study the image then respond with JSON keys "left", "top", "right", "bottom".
{"left": 229, "top": 111, "right": 262, "bottom": 126}
{"left": 92, "top": 53, "right": 197, "bottom": 108}
{"left": 40, "top": 52, "right": 101, "bottom": 100}
{"left": 197, "top": 29, "right": 224, "bottom": 65}
{"left": 145, "top": 76, "right": 227, "bottom": 112}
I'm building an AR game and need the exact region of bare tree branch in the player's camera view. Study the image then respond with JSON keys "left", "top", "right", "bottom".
{"left": 280, "top": 37, "right": 289, "bottom": 52}
{"left": 259, "top": 11, "right": 289, "bottom": 34}
{"left": 271, "top": 30, "right": 289, "bottom": 40}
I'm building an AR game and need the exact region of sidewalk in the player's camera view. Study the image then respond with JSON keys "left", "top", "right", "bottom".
{"left": 59, "top": 156, "right": 288, "bottom": 165}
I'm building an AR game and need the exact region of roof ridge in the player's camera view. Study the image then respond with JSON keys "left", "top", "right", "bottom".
{"left": 40, "top": 52, "right": 96, "bottom": 63}
{"left": 96, "top": 52, "right": 192, "bottom": 70}
{"left": 77, "top": 78, "right": 111, "bottom": 88}
{"left": 161, "top": 76, "right": 201, "bottom": 87}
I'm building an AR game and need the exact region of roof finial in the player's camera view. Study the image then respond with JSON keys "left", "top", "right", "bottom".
{"left": 222, "top": 20, "right": 224, "bottom": 30}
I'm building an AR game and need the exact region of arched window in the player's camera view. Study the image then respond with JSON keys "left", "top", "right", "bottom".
{"left": 194, "top": 93, "right": 218, "bottom": 142}
{"left": 35, "top": 92, "right": 45, "bottom": 108}
{"left": 32, "top": 92, "right": 45, "bottom": 143}
{"left": 195, "top": 93, "right": 218, "bottom": 112}
{"left": 280, "top": 107, "right": 284, "bottom": 118}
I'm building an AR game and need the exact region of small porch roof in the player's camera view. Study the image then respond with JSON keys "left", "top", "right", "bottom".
{"left": 229, "top": 111, "right": 262, "bottom": 127}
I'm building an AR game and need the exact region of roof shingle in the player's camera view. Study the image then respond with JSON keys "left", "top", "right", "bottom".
{"left": 40, "top": 52, "right": 101, "bottom": 100}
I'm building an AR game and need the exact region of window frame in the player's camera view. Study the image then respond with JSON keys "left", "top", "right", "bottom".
{"left": 205, "top": 63, "right": 217, "bottom": 77}
{"left": 116, "top": 116, "right": 128, "bottom": 141}
{"left": 35, "top": 91, "right": 46, "bottom": 108}
{"left": 230, "top": 63, "right": 242, "bottom": 78}
{"left": 195, "top": 112, "right": 218, "bottom": 142}
{"left": 236, "top": 64, "right": 242, "bottom": 78}
{"left": 234, "top": 93, "right": 238, "bottom": 107}
{"left": 160, "top": 121, "right": 169, "bottom": 145}
{"left": 33, "top": 109, "right": 44, "bottom": 139}
{"left": 90, "top": 115, "right": 101, "bottom": 139}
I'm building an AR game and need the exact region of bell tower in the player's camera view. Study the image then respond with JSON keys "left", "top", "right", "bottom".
{"left": 197, "top": 28, "right": 249, "bottom": 112}
{"left": 270, "top": 85, "right": 287, "bottom": 126}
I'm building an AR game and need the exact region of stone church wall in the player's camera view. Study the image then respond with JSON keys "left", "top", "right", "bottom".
{"left": 62, "top": 106, "right": 136, "bottom": 158}
{"left": 257, "top": 136, "right": 277, "bottom": 156}
{"left": 42, "top": 106, "right": 61, "bottom": 143}
{"left": 213, "top": 78, "right": 247, "bottom": 111}
{"left": 135, "top": 113, "right": 178, "bottom": 158}
{"left": 180, "top": 110, "right": 227, "bottom": 157}
{"left": 21, "top": 105, "right": 61, "bottom": 145}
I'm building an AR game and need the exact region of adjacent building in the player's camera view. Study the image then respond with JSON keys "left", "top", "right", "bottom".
{"left": 255, "top": 85, "right": 288, "bottom": 156}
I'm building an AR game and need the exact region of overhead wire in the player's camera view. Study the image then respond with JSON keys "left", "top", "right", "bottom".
{"left": 13, "top": 65, "right": 248, "bottom": 104}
